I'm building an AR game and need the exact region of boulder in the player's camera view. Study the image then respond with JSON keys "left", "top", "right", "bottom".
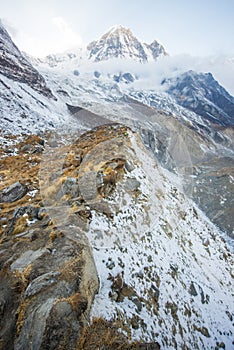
{"left": 124, "top": 178, "right": 141, "bottom": 192}
{"left": 0, "top": 181, "right": 27, "bottom": 203}
{"left": 0, "top": 217, "right": 99, "bottom": 350}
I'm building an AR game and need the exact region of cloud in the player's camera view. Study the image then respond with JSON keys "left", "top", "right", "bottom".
{"left": 0, "top": 18, "right": 18, "bottom": 38}
{"left": 78, "top": 54, "right": 234, "bottom": 96}
{"left": 0, "top": 16, "right": 83, "bottom": 57}
{"left": 52, "top": 17, "right": 82, "bottom": 48}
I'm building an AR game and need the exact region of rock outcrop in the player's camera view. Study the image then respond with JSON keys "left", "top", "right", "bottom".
{"left": 0, "top": 134, "right": 99, "bottom": 350}
{"left": 0, "top": 181, "right": 27, "bottom": 203}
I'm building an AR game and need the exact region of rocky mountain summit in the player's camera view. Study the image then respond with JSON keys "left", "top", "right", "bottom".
{"left": 87, "top": 25, "right": 168, "bottom": 63}
{"left": 26, "top": 25, "right": 167, "bottom": 68}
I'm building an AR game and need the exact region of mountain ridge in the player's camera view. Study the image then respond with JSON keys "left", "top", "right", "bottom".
{"left": 25, "top": 25, "right": 168, "bottom": 67}
{"left": 163, "top": 70, "right": 234, "bottom": 127}
{"left": 0, "top": 21, "right": 54, "bottom": 98}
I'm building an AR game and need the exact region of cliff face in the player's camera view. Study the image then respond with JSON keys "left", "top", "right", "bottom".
{"left": 163, "top": 70, "right": 234, "bottom": 127}
{"left": 1, "top": 125, "right": 233, "bottom": 349}
{"left": 0, "top": 23, "right": 54, "bottom": 98}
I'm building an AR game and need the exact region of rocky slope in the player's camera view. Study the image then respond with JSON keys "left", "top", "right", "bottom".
{"left": 37, "top": 64, "right": 233, "bottom": 238}
{"left": 0, "top": 23, "right": 81, "bottom": 136}
{"left": 1, "top": 125, "right": 233, "bottom": 349}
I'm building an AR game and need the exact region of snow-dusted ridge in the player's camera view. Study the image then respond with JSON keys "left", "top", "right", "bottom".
{"left": 83, "top": 130, "right": 234, "bottom": 349}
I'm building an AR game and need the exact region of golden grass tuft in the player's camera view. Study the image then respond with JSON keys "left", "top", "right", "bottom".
{"left": 13, "top": 264, "right": 32, "bottom": 292}
{"left": 12, "top": 216, "right": 28, "bottom": 235}
{"left": 13, "top": 264, "right": 33, "bottom": 335}
{"left": 16, "top": 299, "right": 30, "bottom": 336}
{"left": 77, "top": 317, "right": 143, "bottom": 350}
{"left": 60, "top": 256, "right": 83, "bottom": 282}
{"left": 59, "top": 292, "right": 88, "bottom": 315}
{"left": 49, "top": 229, "right": 57, "bottom": 243}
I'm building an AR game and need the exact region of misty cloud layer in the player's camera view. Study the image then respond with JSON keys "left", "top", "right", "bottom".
{"left": 78, "top": 55, "right": 234, "bottom": 96}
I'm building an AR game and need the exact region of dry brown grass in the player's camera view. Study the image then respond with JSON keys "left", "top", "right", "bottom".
{"left": 59, "top": 256, "right": 83, "bottom": 282}
{"left": 13, "top": 264, "right": 32, "bottom": 290}
{"left": 41, "top": 175, "right": 67, "bottom": 200}
{"left": 15, "top": 264, "right": 34, "bottom": 335}
{"left": 77, "top": 317, "right": 134, "bottom": 350}
{"left": 16, "top": 299, "right": 30, "bottom": 336}
{"left": 58, "top": 292, "right": 88, "bottom": 316}
{"left": 49, "top": 229, "right": 58, "bottom": 243}
{"left": 0, "top": 135, "right": 43, "bottom": 238}
{"left": 12, "top": 216, "right": 28, "bottom": 235}
{"left": 76, "top": 317, "right": 160, "bottom": 350}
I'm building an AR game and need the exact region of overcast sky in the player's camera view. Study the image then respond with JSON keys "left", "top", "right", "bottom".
{"left": 1, "top": 0, "right": 234, "bottom": 57}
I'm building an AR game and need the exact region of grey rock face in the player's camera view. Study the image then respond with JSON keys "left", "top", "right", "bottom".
{"left": 79, "top": 171, "right": 98, "bottom": 201}
{"left": 0, "top": 210, "right": 99, "bottom": 350}
{"left": 24, "top": 271, "right": 61, "bottom": 298}
{"left": 15, "top": 298, "right": 55, "bottom": 350}
{"left": 0, "top": 22, "right": 54, "bottom": 98}
{"left": 163, "top": 70, "right": 234, "bottom": 127}
{"left": 10, "top": 248, "right": 48, "bottom": 270}
{"left": 61, "top": 177, "right": 80, "bottom": 198}
{"left": 124, "top": 178, "right": 141, "bottom": 192}
{"left": 0, "top": 181, "right": 27, "bottom": 203}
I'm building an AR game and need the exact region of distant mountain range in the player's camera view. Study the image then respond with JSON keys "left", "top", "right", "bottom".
{"left": 25, "top": 25, "right": 168, "bottom": 68}
{"left": 163, "top": 70, "right": 234, "bottom": 127}
{"left": 1, "top": 21, "right": 233, "bottom": 134}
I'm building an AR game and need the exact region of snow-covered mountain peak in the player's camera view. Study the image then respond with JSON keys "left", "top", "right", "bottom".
{"left": 87, "top": 25, "right": 167, "bottom": 63}
{"left": 22, "top": 24, "right": 167, "bottom": 67}
{"left": 106, "top": 24, "right": 133, "bottom": 36}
